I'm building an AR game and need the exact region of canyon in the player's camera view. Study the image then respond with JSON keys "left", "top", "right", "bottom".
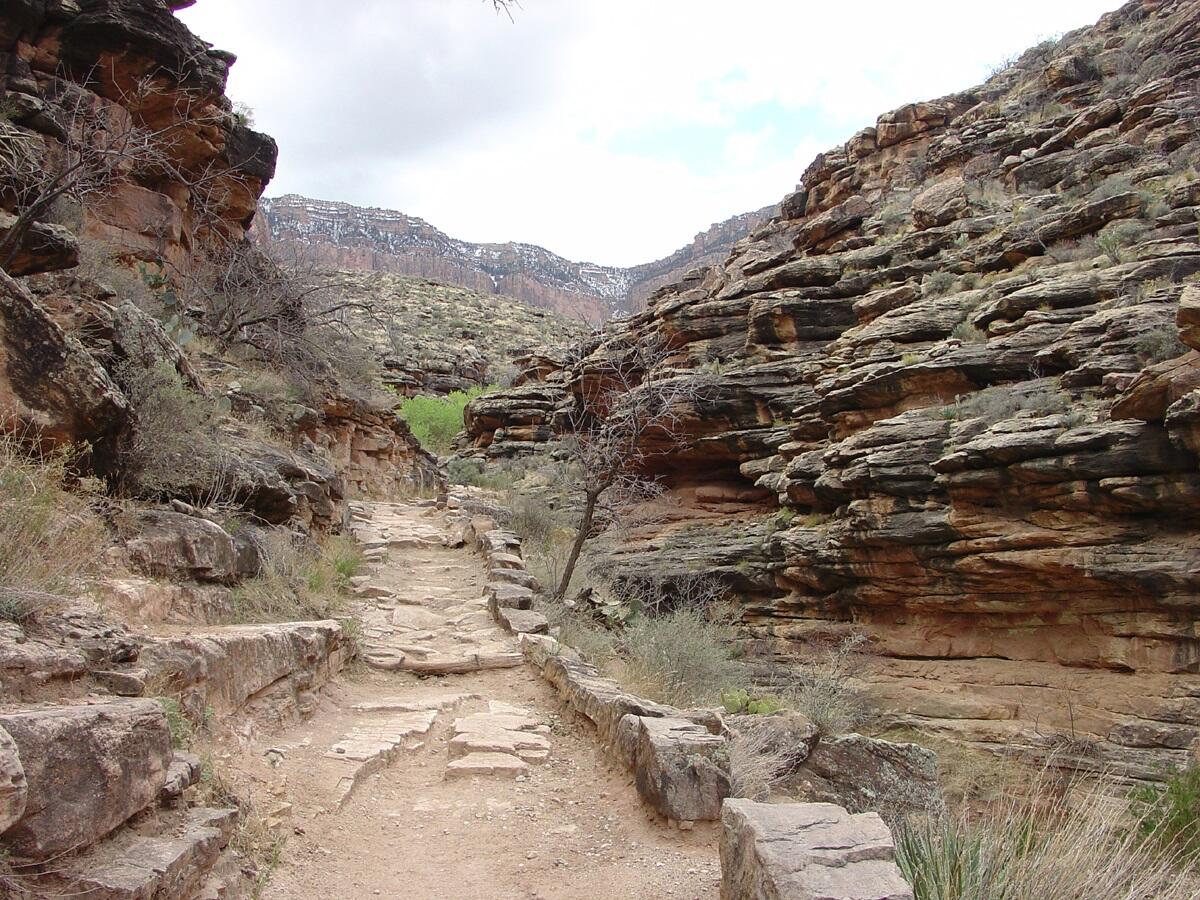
{"left": 2, "top": 0, "right": 1200, "bottom": 897}
{"left": 462, "top": 0, "right": 1200, "bottom": 782}
{"left": 255, "top": 194, "right": 775, "bottom": 323}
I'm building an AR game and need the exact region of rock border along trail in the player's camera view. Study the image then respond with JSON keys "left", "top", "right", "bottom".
{"left": 235, "top": 500, "right": 720, "bottom": 899}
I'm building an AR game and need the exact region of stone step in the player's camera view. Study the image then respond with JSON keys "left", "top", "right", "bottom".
{"left": 35, "top": 807, "right": 238, "bottom": 900}
{"left": 445, "top": 752, "right": 530, "bottom": 779}
{"left": 394, "top": 651, "right": 524, "bottom": 675}
{"left": 327, "top": 709, "right": 440, "bottom": 810}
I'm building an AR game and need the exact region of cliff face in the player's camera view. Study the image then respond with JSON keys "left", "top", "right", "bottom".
{"left": 0, "top": 0, "right": 278, "bottom": 271}
{"left": 255, "top": 194, "right": 774, "bottom": 323}
{"left": 465, "top": 0, "right": 1200, "bottom": 778}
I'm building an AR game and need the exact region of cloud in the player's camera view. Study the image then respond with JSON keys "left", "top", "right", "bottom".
{"left": 178, "top": 0, "right": 1119, "bottom": 265}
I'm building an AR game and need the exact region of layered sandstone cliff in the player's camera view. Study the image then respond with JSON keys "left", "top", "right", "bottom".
{"left": 464, "top": 0, "right": 1200, "bottom": 778}
{"left": 255, "top": 194, "right": 774, "bottom": 323}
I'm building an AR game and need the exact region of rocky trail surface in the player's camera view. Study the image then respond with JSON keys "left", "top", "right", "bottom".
{"left": 223, "top": 501, "right": 720, "bottom": 899}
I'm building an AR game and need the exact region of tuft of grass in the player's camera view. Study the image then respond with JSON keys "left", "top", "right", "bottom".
{"left": 952, "top": 320, "right": 989, "bottom": 343}
{"left": 0, "top": 427, "right": 106, "bottom": 622}
{"left": 228, "top": 532, "right": 359, "bottom": 623}
{"left": 896, "top": 772, "right": 1197, "bottom": 900}
{"left": 155, "top": 696, "right": 195, "bottom": 750}
{"left": 191, "top": 755, "right": 285, "bottom": 897}
{"left": 727, "top": 721, "right": 801, "bottom": 801}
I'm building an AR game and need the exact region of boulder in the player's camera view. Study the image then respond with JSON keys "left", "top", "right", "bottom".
{"left": 0, "top": 269, "right": 128, "bottom": 464}
{"left": 618, "top": 715, "right": 731, "bottom": 822}
{"left": 720, "top": 799, "right": 914, "bottom": 900}
{"left": 0, "top": 700, "right": 172, "bottom": 862}
{"left": 911, "top": 176, "right": 967, "bottom": 230}
{"left": 0, "top": 211, "right": 80, "bottom": 276}
{"left": 786, "top": 734, "right": 943, "bottom": 827}
{"left": 121, "top": 509, "right": 239, "bottom": 584}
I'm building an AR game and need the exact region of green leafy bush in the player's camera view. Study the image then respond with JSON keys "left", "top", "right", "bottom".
{"left": 1130, "top": 765, "right": 1200, "bottom": 867}
{"left": 397, "top": 385, "right": 495, "bottom": 455}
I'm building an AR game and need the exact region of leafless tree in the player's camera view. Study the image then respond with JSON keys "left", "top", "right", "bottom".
{"left": 552, "top": 333, "right": 707, "bottom": 599}
{"left": 185, "top": 242, "right": 385, "bottom": 394}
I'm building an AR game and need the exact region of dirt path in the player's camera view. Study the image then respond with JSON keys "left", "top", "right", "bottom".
{"left": 230, "top": 500, "right": 719, "bottom": 899}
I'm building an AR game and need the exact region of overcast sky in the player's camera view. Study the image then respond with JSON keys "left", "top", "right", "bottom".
{"left": 179, "top": 0, "right": 1118, "bottom": 267}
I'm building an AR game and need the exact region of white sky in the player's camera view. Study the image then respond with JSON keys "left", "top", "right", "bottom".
{"left": 178, "top": 0, "right": 1119, "bottom": 266}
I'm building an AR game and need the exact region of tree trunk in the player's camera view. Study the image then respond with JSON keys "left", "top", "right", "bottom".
{"left": 555, "top": 489, "right": 599, "bottom": 601}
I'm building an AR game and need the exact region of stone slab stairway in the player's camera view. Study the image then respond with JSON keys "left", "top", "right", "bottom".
{"left": 222, "top": 501, "right": 722, "bottom": 899}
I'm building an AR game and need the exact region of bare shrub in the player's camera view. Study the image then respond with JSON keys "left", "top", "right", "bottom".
{"left": 786, "top": 633, "right": 871, "bottom": 735}
{"left": 552, "top": 334, "right": 709, "bottom": 598}
{"left": 188, "top": 245, "right": 384, "bottom": 402}
{"left": 617, "top": 604, "right": 746, "bottom": 707}
{"left": 1097, "top": 220, "right": 1150, "bottom": 264}
{"left": 727, "top": 722, "right": 801, "bottom": 801}
{"left": 1047, "top": 236, "right": 1100, "bottom": 264}
{"left": 0, "top": 425, "right": 105, "bottom": 622}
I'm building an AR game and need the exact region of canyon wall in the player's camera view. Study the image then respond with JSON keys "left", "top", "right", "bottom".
{"left": 464, "top": 0, "right": 1200, "bottom": 778}
{"left": 255, "top": 194, "right": 775, "bottom": 323}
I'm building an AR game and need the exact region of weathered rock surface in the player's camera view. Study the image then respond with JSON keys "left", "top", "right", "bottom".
{"left": 0, "top": 725, "right": 27, "bottom": 835}
{"left": 0, "top": 700, "right": 172, "bottom": 862}
{"left": 464, "top": 0, "right": 1200, "bottom": 778}
{"left": 141, "top": 621, "right": 351, "bottom": 726}
{"left": 120, "top": 509, "right": 240, "bottom": 584}
{"left": 720, "top": 799, "right": 913, "bottom": 900}
{"left": 619, "top": 715, "right": 731, "bottom": 823}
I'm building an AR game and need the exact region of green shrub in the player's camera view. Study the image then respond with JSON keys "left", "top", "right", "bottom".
{"left": 397, "top": 385, "right": 495, "bottom": 455}
{"left": 116, "top": 360, "right": 227, "bottom": 500}
{"left": 1135, "top": 326, "right": 1189, "bottom": 363}
{"left": 923, "top": 271, "right": 958, "bottom": 298}
{"left": 1096, "top": 220, "right": 1150, "bottom": 264}
{"left": 156, "top": 696, "right": 194, "bottom": 750}
{"left": 897, "top": 774, "right": 1194, "bottom": 900}
{"left": 952, "top": 320, "right": 988, "bottom": 343}
{"left": 1130, "top": 765, "right": 1200, "bottom": 867}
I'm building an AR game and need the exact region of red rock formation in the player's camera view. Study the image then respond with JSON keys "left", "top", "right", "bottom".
{"left": 464, "top": 0, "right": 1200, "bottom": 778}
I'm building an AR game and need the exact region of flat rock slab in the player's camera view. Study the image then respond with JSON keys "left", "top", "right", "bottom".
{"left": 0, "top": 700, "right": 172, "bottom": 862}
{"left": 397, "top": 651, "right": 523, "bottom": 675}
{"left": 445, "top": 752, "right": 530, "bottom": 779}
{"left": 719, "top": 800, "right": 913, "bottom": 900}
